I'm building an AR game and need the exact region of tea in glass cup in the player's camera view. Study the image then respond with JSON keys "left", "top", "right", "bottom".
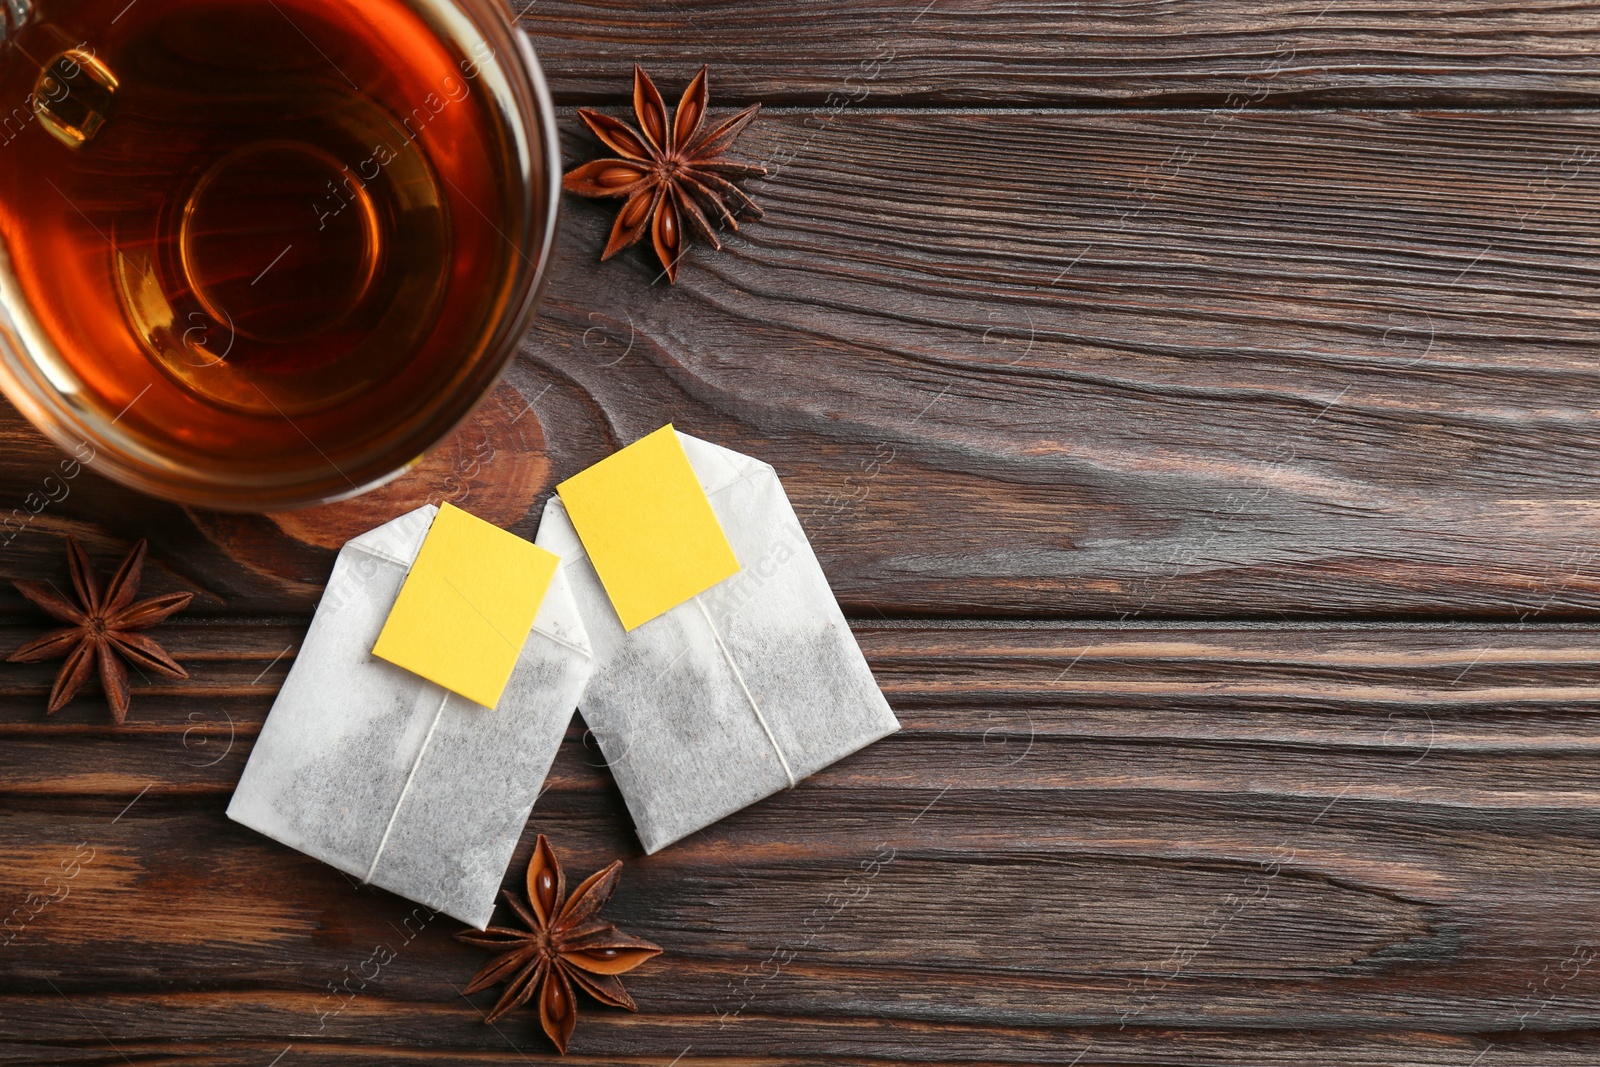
{"left": 0, "top": 0, "right": 559, "bottom": 508}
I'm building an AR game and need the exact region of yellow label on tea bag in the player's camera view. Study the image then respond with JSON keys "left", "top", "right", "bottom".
{"left": 372, "top": 503, "right": 557, "bottom": 708}
{"left": 557, "top": 424, "right": 740, "bottom": 631}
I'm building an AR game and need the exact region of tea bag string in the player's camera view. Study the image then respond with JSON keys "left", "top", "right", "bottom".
{"left": 365, "top": 688, "right": 452, "bottom": 883}
{"left": 695, "top": 597, "right": 797, "bottom": 788}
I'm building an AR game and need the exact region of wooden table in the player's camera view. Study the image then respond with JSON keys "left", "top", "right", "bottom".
{"left": 6, "top": 2, "right": 1600, "bottom": 1063}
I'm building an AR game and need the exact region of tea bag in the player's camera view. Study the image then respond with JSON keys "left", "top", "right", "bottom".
{"left": 228, "top": 504, "right": 592, "bottom": 928}
{"left": 536, "top": 427, "right": 899, "bottom": 853}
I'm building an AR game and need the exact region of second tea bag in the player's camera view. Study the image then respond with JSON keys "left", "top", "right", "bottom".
{"left": 536, "top": 426, "right": 898, "bottom": 853}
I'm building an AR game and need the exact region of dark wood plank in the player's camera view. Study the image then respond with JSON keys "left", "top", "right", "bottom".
{"left": 0, "top": 7, "right": 1590, "bottom": 1067}
{"left": 6, "top": 110, "right": 1600, "bottom": 621}
{"left": 5, "top": 623, "right": 1600, "bottom": 1063}
{"left": 520, "top": 0, "right": 1600, "bottom": 107}
{"left": 525, "top": 108, "right": 1600, "bottom": 621}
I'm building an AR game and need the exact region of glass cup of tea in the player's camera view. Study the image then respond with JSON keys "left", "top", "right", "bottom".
{"left": 0, "top": 0, "right": 560, "bottom": 509}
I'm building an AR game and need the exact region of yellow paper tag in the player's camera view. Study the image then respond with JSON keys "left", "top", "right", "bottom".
{"left": 372, "top": 503, "right": 557, "bottom": 708}
{"left": 557, "top": 425, "right": 740, "bottom": 631}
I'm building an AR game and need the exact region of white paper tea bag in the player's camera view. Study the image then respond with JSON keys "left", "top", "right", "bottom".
{"left": 536, "top": 428, "right": 899, "bottom": 853}
{"left": 228, "top": 504, "right": 592, "bottom": 928}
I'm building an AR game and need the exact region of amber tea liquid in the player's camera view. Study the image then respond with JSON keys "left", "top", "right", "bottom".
{"left": 0, "top": 0, "right": 527, "bottom": 491}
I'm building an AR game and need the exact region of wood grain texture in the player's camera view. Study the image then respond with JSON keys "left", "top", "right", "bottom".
{"left": 5, "top": 9, "right": 1600, "bottom": 1065}
{"left": 528, "top": 107, "right": 1600, "bottom": 620}
{"left": 520, "top": 0, "right": 1600, "bottom": 107}
{"left": 3, "top": 110, "right": 1598, "bottom": 620}
{"left": 4, "top": 622, "right": 1600, "bottom": 1064}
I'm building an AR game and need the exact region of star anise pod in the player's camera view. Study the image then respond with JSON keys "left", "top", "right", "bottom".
{"left": 456, "top": 835, "right": 661, "bottom": 1054}
{"left": 563, "top": 65, "right": 766, "bottom": 283}
{"left": 8, "top": 536, "right": 193, "bottom": 724}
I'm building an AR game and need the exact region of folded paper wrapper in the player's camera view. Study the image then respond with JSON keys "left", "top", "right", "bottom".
{"left": 538, "top": 431, "right": 901, "bottom": 854}
{"left": 227, "top": 504, "right": 594, "bottom": 929}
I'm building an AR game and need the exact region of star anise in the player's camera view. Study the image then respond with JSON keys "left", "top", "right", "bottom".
{"left": 563, "top": 65, "right": 766, "bottom": 283}
{"left": 8, "top": 537, "right": 192, "bottom": 724}
{"left": 456, "top": 835, "right": 661, "bottom": 1054}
